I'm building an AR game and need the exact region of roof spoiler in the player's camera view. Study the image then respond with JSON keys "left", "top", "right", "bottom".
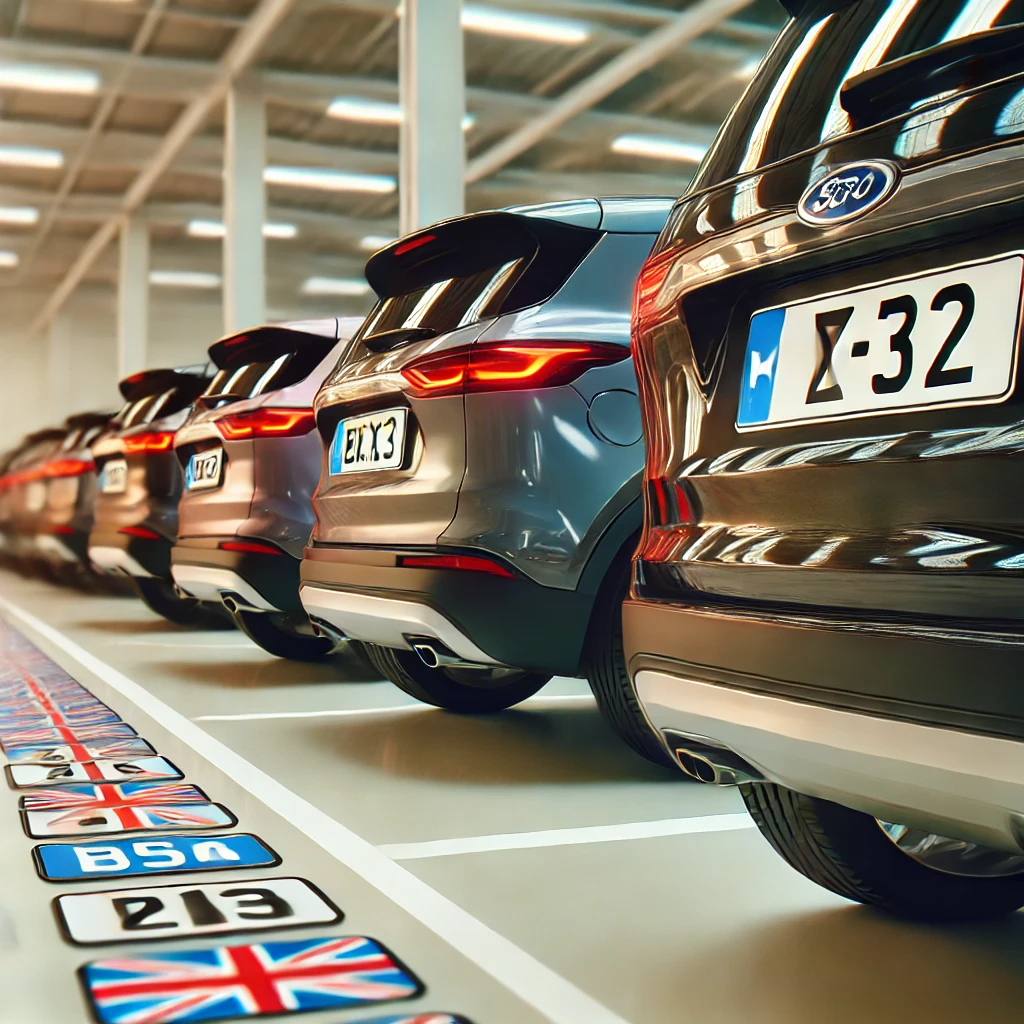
{"left": 118, "top": 365, "right": 213, "bottom": 402}
{"left": 207, "top": 322, "right": 338, "bottom": 370}
{"left": 63, "top": 411, "right": 114, "bottom": 430}
{"left": 364, "top": 209, "right": 600, "bottom": 310}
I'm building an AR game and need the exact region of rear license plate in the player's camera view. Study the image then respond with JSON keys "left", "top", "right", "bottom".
{"left": 98, "top": 459, "right": 126, "bottom": 495}
{"left": 185, "top": 448, "right": 224, "bottom": 490}
{"left": 329, "top": 408, "right": 407, "bottom": 474}
{"left": 737, "top": 254, "right": 1023, "bottom": 430}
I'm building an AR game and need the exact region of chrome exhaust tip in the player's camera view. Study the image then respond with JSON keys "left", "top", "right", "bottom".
{"left": 406, "top": 636, "right": 488, "bottom": 670}
{"left": 665, "top": 732, "right": 766, "bottom": 787}
{"left": 308, "top": 616, "right": 348, "bottom": 652}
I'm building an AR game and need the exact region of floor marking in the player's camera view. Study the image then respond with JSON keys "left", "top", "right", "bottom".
{"left": 0, "top": 595, "right": 631, "bottom": 1024}
{"left": 106, "top": 640, "right": 261, "bottom": 650}
{"left": 379, "top": 814, "right": 755, "bottom": 861}
{"left": 193, "top": 693, "right": 595, "bottom": 723}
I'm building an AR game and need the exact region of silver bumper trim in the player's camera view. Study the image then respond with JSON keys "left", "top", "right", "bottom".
{"left": 88, "top": 545, "right": 154, "bottom": 578}
{"left": 635, "top": 669, "right": 1024, "bottom": 854}
{"left": 170, "top": 564, "right": 278, "bottom": 611}
{"left": 298, "top": 583, "right": 503, "bottom": 666}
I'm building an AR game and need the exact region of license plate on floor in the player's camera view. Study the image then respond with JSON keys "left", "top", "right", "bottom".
{"left": 737, "top": 254, "right": 1024, "bottom": 430}
{"left": 329, "top": 408, "right": 407, "bottom": 474}
{"left": 185, "top": 448, "right": 224, "bottom": 490}
{"left": 98, "top": 459, "right": 127, "bottom": 495}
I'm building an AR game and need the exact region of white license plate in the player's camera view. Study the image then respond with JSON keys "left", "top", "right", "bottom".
{"left": 98, "top": 459, "right": 127, "bottom": 495}
{"left": 329, "top": 408, "right": 407, "bottom": 474}
{"left": 55, "top": 877, "right": 341, "bottom": 945}
{"left": 185, "top": 448, "right": 224, "bottom": 490}
{"left": 737, "top": 254, "right": 1023, "bottom": 430}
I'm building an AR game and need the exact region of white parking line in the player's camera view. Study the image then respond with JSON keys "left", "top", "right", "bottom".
{"left": 0, "top": 595, "right": 629, "bottom": 1024}
{"left": 194, "top": 693, "right": 595, "bottom": 722}
{"left": 380, "top": 814, "right": 755, "bottom": 861}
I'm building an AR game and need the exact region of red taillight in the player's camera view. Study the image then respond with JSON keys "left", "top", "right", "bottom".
{"left": 43, "top": 458, "right": 93, "bottom": 479}
{"left": 47, "top": 524, "right": 76, "bottom": 535}
{"left": 401, "top": 341, "right": 629, "bottom": 399}
{"left": 219, "top": 540, "right": 286, "bottom": 556}
{"left": 640, "top": 478, "right": 696, "bottom": 562}
{"left": 123, "top": 432, "right": 175, "bottom": 455}
{"left": 215, "top": 409, "right": 315, "bottom": 441}
{"left": 397, "top": 553, "right": 516, "bottom": 578}
{"left": 633, "top": 252, "right": 673, "bottom": 327}
{"left": 119, "top": 525, "right": 162, "bottom": 541}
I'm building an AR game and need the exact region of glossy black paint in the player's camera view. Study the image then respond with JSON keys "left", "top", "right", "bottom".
{"left": 627, "top": 2, "right": 1024, "bottom": 723}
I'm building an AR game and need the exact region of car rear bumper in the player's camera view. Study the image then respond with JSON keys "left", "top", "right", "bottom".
{"left": 170, "top": 539, "right": 302, "bottom": 613}
{"left": 88, "top": 529, "right": 171, "bottom": 579}
{"left": 298, "top": 545, "right": 594, "bottom": 675}
{"left": 36, "top": 526, "right": 89, "bottom": 565}
{"left": 624, "top": 598, "right": 1024, "bottom": 853}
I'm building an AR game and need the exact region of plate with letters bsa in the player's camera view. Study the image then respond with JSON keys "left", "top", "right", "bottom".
{"left": 55, "top": 877, "right": 342, "bottom": 945}
{"left": 6, "top": 755, "right": 184, "bottom": 788}
{"left": 34, "top": 833, "right": 281, "bottom": 882}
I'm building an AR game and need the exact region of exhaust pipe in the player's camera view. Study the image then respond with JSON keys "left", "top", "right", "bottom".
{"left": 308, "top": 616, "right": 348, "bottom": 653}
{"left": 219, "top": 591, "right": 261, "bottom": 615}
{"left": 665, "top": 733, "right": 766, "bottom": 787}
{"left": 406, "top": 636, "right": 488, "bottom": 670}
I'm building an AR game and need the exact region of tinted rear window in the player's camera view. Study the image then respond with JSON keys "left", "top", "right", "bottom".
{"left": 357, "top": 260, "right": 525, "bottom": 342}
{"left": 692, "top": 0, "right": 1024, "bottom": 190}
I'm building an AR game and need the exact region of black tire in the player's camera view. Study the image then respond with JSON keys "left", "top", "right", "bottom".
{"left": 741, "top": 782, "right": 1024, "bottom": 923}
{"left": 365, "top": 643, "right": 550, "bottom": 713}
{"left": 584, "top": 547, "right": 675, "bottom": 767}
{"left": 233, "top": 610, "right": 334, "bottom": 661}
{"left": 133, "top": 577, "right": 235, "bottom": 629}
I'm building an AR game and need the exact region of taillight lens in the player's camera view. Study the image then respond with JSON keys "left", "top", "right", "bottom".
{"left": 215, "top": 409, "right": 315, "bottom": 440}
{"left": 396, "top": 552, "right": 516, "bottom": 578}
{"left": 639, "top": 478, "right": 696, "bottom": 563}
{"left": 119, "top": 525, "right": 162, "bottom": 541}
{"left": 123, "top": 432, "right": 175, "bottom": 455}
{"left": 219, "top": 539, "right": 287, "bottom": 556}
{"left": 41, "top": 458, "right": 93, "bottom": 480}
{"left": 632, "top": 251, "right": 674, "bottom": 329}
{"left": 401, "top": 341, "right": 629, "bottom": 399}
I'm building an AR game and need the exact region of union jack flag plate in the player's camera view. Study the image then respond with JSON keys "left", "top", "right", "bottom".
{"left": 4, "top": 736, "right": 155, "bottom": 764}
{"left": 80, "top": 936, "right": 423, "bottom": 1022}
{"left": 6, "top": 754, "right": 184, "bottom": 788}
{"left": 0, "top": 721, "right": 136, "bottom": 750}
{"left": 19, "top": 780, "right": 207, "bottom": 810}
{"left": 23, "top": 800, "right": 236, "bottom": 838}
{"left": 352, "top": 1015, "right": 472, "bottom": 1024}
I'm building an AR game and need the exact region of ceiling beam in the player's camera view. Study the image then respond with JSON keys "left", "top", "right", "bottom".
{"left": 28, "top": 0, "right": 304, "bottom": 335}
{"left": 466, "top": 0, "right": 753, "bottom": 183}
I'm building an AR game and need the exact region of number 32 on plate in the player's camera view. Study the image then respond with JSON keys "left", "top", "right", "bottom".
{"left": 55, "top": 877, "right": 342, "bottom": 945}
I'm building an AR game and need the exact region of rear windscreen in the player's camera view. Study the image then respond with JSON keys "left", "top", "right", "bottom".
{"left": 691, "top": 0, "right": 1024, "bottom": 190}
{"left": 357, "top": 260, "right": 525, "bottom": 342}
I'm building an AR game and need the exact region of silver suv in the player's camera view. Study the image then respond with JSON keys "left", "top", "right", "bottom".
{"left": 171, "top": 318, "right": 362, "bottom": 659}
{"left": 300, "top": 198, "right": 675, "bottom": 764}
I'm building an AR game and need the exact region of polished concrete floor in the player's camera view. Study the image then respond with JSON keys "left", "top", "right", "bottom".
{"left": 1, "top": 568, "right": 1023, "bottom": 1024}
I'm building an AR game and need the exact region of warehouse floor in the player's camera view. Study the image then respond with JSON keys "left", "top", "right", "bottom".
{"left": 1, "top": 569, "right": 1022, "bottom": 1024}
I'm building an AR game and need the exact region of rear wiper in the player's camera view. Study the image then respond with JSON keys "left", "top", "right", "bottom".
{"left": 841, "top": 22, "right": 1024, "bottom": 127}
{"left": 362, "top": 326, "right": 437, "bottom": 353}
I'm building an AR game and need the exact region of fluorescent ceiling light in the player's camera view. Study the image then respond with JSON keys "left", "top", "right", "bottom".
{"left": 327, "top": 96, "right": 402, "bottom": 124}
{"left": 149, "top": 270, "right": 221, "bottom": 289}
{"left": 301, "top": 276, "right": 372, "bottom": 297}
{"left": 326, "top": 96, "right": 475, "bottom": 131}
{"left": 360, "top": 234, "right": 397, "bottom": 251}
{"left": 0, "top": 145, "right": 64, "bottom": 169}
{"left": 0, "top": 206, "right": 38, "bottom": 225}
{"left": 462, "top": 5, "right": 590, "bottom": 45}
{"left": 264, "top": 166, "right": 396, "bottom": 194}
{"left": 0, "top": 251, "right": 19, "bottom": 267}
{"left": 612, "top": 134, "right": 709, "bottom": 163}
{"left": 187, "top": 219, "right": 298, "bottom": 240}
{"left": 0, "top": 62, "right": 100, "bottom": 95}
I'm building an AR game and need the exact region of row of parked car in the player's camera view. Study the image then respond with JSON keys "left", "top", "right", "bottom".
{"left": 4, "top": 0, "right": 1024, "bottom": 927}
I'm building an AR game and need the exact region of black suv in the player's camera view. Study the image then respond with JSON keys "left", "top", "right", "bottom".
{"left": 626, "top": 0, "right": 1024, "bottom": 921}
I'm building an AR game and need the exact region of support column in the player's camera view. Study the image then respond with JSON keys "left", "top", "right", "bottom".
{"left": 399, "top": 0, "right": 465, "bottom": 234}
{"left": 117, "top": 215, "right": 149, "bottom": 380}
{"left": 223, "top": 76, "right": 266, "bottom": 333}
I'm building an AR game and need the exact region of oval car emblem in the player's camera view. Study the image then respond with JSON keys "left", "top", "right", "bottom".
{"left": 797, "top": 160, "right": 899, "bottom": 227}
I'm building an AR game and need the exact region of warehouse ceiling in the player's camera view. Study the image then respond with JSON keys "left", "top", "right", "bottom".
{"left": 0, "top": 0, "right": 785, "bottom": 319}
